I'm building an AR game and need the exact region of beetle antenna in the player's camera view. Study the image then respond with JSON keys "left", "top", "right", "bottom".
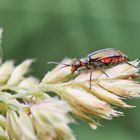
{"left": 48, "top": 61, "right": 71, "bottom": 66}
{"left": 59, "top": 65, "right": 70, "bottom": 70}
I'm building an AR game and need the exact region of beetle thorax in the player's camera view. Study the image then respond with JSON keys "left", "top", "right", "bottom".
{"left": 71, "top": 58, "right": 89, "bottom": 73}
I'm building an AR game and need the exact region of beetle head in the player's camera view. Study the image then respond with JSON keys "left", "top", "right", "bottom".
{"left": 71, "top": 60, "right": 80, "bottom": 73}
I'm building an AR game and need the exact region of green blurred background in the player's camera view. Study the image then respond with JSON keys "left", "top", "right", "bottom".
{"left": 0, "top": 0, "right": 140, "bottom": 140}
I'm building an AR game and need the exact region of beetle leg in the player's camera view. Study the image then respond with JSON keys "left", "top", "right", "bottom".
{"left": 85, "top": 65, "right": 90, "bottom": 70}
{"left": 100, "top": 69, "right": 109, "bottom": 77}
{"left": 96, "top": 61, "right": 109, "bottom": 77}
{"left": 89, "top": 68, "right": 93, "bottom": 90}
{"left": 125, "top": 62, "right": 137, "bottom": 68}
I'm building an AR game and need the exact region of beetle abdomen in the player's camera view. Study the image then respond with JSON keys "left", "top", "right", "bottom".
{"left": 101, "top": 56, "right": 128, "bottom": 64}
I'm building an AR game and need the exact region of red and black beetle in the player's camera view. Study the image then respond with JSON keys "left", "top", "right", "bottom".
{"left": 49, "top": 48, "right": 135, "bottom": 89}
{"left": 71, "top": 48, "right": 129, "bottom": 73}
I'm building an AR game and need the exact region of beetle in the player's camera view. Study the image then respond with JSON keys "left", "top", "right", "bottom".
{"left": 71, "top": 48, "right": 129, "bottom": 73}
{"left": 48, "top": 48, "right": 135, "bottom": 89}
